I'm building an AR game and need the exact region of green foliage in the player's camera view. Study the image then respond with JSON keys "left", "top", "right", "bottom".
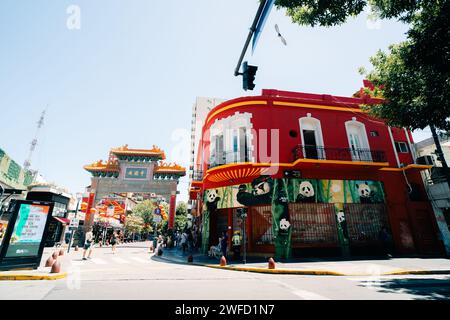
{"left": 275, "top": 0, "right": 450, "bottom": 130}
{"left": 124, "top": 214, "right": 144, "bottom": 234}
{"left": 275, "top": 0, "right": 440, "bottom": 26}
{"left": 362, "top": 2, "right": 450, "bottom": 130}
{"left": 175, "top": 201, "right": 188, "bottom": 216}
{"left": 131, "top": 200, "right": 155, "bottom": 233}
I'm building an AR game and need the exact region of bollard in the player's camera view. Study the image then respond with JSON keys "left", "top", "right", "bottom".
{"left": 268, "top": 257, "right": 276, "bottom": 269}
{"left": 45, "top": 256, "right": 54, "bottom": 267}
{"left": 50, "top": 260, "right": 61, "bottom": 273}
{"left": 52, "top": 251, "right": 59, "bottom": 260}
{"left": 187, "top": 255, "right": 193, "bottom": 263}
{"left": 59, "top": 249, "right": 64, "bottom": 256}
{"left": 220, "top": 256, "right": 227, "bottom": 266}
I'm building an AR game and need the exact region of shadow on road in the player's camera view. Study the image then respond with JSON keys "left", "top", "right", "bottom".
{"left": 359, "top": 278, "right": 450, "bottom": 300}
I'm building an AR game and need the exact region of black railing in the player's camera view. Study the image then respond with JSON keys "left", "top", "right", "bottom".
{"left": 293, "top": 145, "right": 387, "bottom": 163}
{"left": 207, "top": 151, "right": 251, "bottom": 169}
{"left": 192, "top": 170, "right": 204, "bottom": 181}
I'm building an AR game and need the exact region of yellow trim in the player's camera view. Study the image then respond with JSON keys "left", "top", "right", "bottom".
{"left": 379, "top": 164, "right": 433, "bottom": 172}
{"left": 0, "top": 272, "right": 68, "bottom": 281}
{"left": 204, "top": 159, "right": 390, "bottom": 180}
{"left": 273, "top": 101, "right": 365, "bottom": 113}
{"left": 206, "top": 100, "right": 268, "bottom": 124}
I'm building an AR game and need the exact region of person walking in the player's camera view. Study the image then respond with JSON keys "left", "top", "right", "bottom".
{"left": 180, "top": 231, "right": 188, "bottom": 253}
{"left": 220, "top": 231, "right": 228, "bottom": 259}
{"left": 232, "top": 230, "right": 242, "bottom": 260}
{"left": 111, "top": 231, "right": 118, "bottom": 254}
{"left": 82, "top": 228, "right": 94, "bottom": 260}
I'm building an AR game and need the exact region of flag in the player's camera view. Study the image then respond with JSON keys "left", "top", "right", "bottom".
{"left": 252, "top": 0, "right": 275, "bottom": 54}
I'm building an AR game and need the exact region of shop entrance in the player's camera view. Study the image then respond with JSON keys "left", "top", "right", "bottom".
{"left": 289, "top": 203, "right": 340, "bottom": 257}
{"left": 343, "top": 203, "right": 389, "bottom": 255}
{"left": 248, "top": 205, "right": 273, "bottom": 254}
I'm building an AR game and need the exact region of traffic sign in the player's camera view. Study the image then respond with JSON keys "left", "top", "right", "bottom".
{"left": 69, "top": 218, "right": 79, "bottom": 230}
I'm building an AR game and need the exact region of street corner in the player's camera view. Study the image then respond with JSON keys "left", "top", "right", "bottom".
{"left": 0, "top": 270, "right": 68, "bottom": 281}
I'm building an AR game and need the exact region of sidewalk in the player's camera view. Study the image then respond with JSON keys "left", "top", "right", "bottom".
{"left": 153, "top": 247, "right": 450, "bottom": 276}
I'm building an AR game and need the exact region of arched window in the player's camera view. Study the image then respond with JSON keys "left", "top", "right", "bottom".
{"left": 299, "top": 116, "right": 325, "bottom": 159}
{"left": 345, "top": 119, "right": 372, "bottom": 162}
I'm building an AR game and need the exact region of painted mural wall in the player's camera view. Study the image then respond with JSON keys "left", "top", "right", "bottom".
{"left": 202, "top": 176, "right": 386, "bottom": 258}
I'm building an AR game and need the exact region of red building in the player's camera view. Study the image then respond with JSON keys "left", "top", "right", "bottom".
{"left": 190, "top": 86, "right": 445, "bottom": 259}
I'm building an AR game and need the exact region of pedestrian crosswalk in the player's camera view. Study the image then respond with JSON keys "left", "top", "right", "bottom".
{"left": 68, "top": 255, "right": 154, "bottom": 267}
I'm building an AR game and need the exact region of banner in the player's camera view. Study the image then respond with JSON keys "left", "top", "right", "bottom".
{"left": 168, "top": 194, "right": 176, "bottom": 229}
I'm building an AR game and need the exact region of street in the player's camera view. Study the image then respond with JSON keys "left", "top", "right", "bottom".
{"left": 1, "top": 242, "right": 449, "bottom": 300}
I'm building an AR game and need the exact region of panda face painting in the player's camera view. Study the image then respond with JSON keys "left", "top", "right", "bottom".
{"left": 236, "top": 176, "right": 274, "bottom": 206}
{"left": 296, "top": 181, "right": 316, "bottom": 203}
{"left": 205, "top": 189, "right": 220, "bottom": 212}
{"left": 356, "top": 182, "right": 373, "bottom": 204}
{"left": 299, "top": 181, "right": 314, "bottom": 197}
{"left": 253, "top": 181, "right": 270, "bottom": 195}
{"left": 207, "top": 189, "right": 219, "bottom": 203}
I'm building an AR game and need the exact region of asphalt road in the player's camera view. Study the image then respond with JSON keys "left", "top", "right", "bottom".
{"left": 1, "top": 243, "right": 449, "bottom": 300}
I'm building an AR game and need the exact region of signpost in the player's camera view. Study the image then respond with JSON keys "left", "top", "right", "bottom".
{"left": 0, "top": 200, "right": 54, "bottom": 270}
{"left": 67, "top": 199, "right": 80, "bottom": 253}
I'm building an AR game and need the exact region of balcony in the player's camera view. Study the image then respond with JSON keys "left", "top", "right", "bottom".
{"left": 192, "top": 170, "right": 204, "bottom": 181}
{"left": 293, "top": 145, "right": 387, "bottom": 163}
{"left": 208, "top": 151, "right": 251, "bottom": 170}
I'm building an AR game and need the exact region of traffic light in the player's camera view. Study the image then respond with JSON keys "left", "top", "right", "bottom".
{"left": 242, "top": 61, "right": 258, "bottom": 91}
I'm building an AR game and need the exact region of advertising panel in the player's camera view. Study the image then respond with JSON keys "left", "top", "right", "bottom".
{"left": 5, "top": 203, "right": 50, "bottom": 258}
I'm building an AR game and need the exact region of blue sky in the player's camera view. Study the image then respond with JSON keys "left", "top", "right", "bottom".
{"left": 0, "top": 1, "right": 431, "bottom": 203}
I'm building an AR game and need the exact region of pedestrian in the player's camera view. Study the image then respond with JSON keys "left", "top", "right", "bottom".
{"left": 187, "top": 230, "right": 194, "bottom": 253}
{"left": 180, "top": 231, "right": 188, "bottom": 253}
{"left": 82, "top": 227, "right": 94, "bottom": 260}
{"left": 378, "top": 226, "right": 393, "bottom": 258}
{"left": 208, "top": 237, "right": 222, "bottom": 258}
{"left": 231, "top": 230, "right": 242, "bottom": 260}
{"left": 220, "top": 231, "right": 228, "bottom": 258}
{"left": 111, "top": 231, "right": 118, "bottom": 254}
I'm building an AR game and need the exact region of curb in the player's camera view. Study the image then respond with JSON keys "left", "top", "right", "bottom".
{"left": 205, "top": 265, "right": 450, "bottom": 276}
{"left": 152, "top": 254, "right": 450, "bottom": 277}
{"left": 0, "top": 272, "right": 68, "bottom": 281}
{"left": 205, "top": 265, "right": 345, "bottom": 276}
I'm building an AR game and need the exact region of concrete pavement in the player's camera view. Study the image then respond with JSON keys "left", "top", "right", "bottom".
{"left": 155, "top": 245, "right": 450, "bottom": 276}
{"left": 0, "top": 242, "right": 449, "bottom": 300}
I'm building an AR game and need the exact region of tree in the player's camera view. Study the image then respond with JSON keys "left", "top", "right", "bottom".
{"left": 275, "top": 0, "right": 450, "bottom": 184}
{"left": 124, "top": 215, "right": 144, "bottom": 235}
{"left": 131, "top": 200, "right": 155, "bottom": 234}
{"left": 176, "top": 201, "right": 188, "bottom": 216}
{"left": 274, "top": 0, "right": 441, "bottom": 26}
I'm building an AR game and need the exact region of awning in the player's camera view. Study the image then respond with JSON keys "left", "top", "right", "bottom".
{"left": 53, "top": 217, "right": 70, "bottom": 225}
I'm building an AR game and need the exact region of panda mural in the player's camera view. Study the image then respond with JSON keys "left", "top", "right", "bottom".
{"left": 356, "top": 182, "right": 374, "bottom": 204}
{"left": 336, "top": 210, "right": 349, "bottom": 239}
{"left": 236, "top": 176, "right": 274, "bottom": 206}
{"left": 295, "top": 180, "right": 316, "bottom": 203}
{"left": 205, "top": 189, "right": 221, "bottom": 212}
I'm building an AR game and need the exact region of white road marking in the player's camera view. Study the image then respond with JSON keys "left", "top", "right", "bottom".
{"left": 269, "top": 279, "right": 330, "bottom": 300}
{"left": 130, "top": 257, "right": 151, "bottom": 264}
{"left": 70, "top": 261, "right": 84, "bottom": 266}
{"left": 91, "top": 258, "right": 107, "bottom": 265}
{"left": 292, "top": 289, "right": 330, "bottom": 300}
{"left": 111, "top": 257, "right": 130, "bottom": 264}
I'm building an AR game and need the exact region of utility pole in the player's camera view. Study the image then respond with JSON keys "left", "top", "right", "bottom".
{"left": 234, "top": 0, "right": 267, "bottom": 77}
{"left": 23, "top": 109, "right": 46, "bottom": 173}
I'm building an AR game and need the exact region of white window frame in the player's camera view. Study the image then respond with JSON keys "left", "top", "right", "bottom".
{"left": 299, "top": 115, "right": 325, "bottom": 159}
{"left": 345, "top": 119, "right": 372, "bottom": 162}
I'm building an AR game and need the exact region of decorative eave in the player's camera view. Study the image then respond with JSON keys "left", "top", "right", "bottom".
{"left": 84, "top": 160, "right": 120, "bottom": 177}
{"left": 154, "top": 162, "right": 186, "bottom": 176}
{"left": 111, "top": 144, "right": 166, "bottom": 160}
